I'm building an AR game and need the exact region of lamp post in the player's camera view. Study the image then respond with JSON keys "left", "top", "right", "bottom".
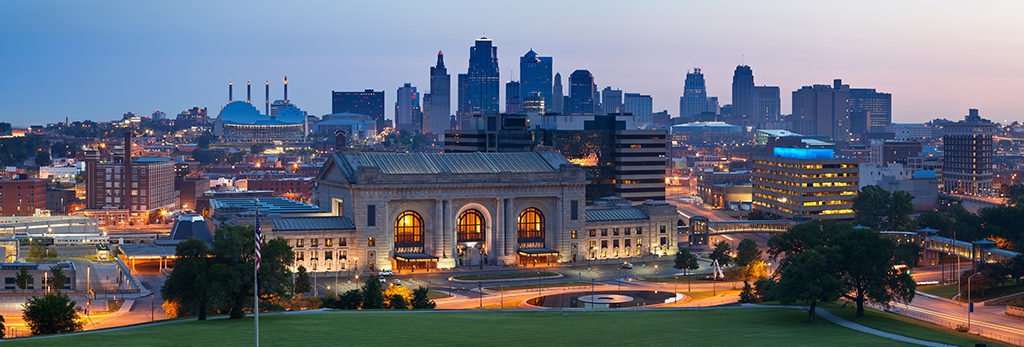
{"left": 478, "top": 281, "right": 483, "bottom": 309}
{"left": 674, "top": 275, "right": 678, "bottom": 295}
{"left": 967, "top": 272, "right": 982, "bottom": 331}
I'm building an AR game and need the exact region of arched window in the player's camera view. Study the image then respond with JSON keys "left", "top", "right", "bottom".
{"left": 517, "top": 207, "right": 545, "bottom": 242}
{"left": 394, "top": 211, "right": 424, "bottom": 246}
{"left": 457, "top": 209, "right": 485, "bottom": 242}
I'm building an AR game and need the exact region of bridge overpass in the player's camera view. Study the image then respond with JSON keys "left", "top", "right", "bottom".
{"left": 686, "top": 216, "right": 795, "bottom": 246}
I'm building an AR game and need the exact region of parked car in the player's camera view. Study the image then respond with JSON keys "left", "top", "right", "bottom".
{"left": 378, "top": 275, "right": 387, "bottom": 284}
{"left": 380, "top": 269, "right": 394, "bottom": 277}
{"left": 620, "top": 262, "right": 634, "bottom": 269}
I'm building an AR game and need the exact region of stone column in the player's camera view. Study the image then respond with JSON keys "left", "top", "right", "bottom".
{"left": 505, "top": 198, "right": 516, "bottom": 256}
{"left": 494, "top": 198, "right": 504, "bottom": 257}
{"left": 434, "top": 199, "right": 444, "bottom": 258}
{"left": 444, "top": 199, "right": 454, "bottom": 261}
{"left": 552, "top": 197, "right": 562, "bottom": 261}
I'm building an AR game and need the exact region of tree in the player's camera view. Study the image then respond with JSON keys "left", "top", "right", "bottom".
{"left": 739, "top": 281, "right": 759, "bottom": 303}
{"left": 387, "top": 294, "right": 409, "bottom": 309}
{"left": 34, "top": 151, "right": 52, "bottom": 167}
{"left": 673, "top": 248, "right": 700, "bottom": 275}
{"left": 196, "top": 134, "right": 214, "bottom": 149}
{"left": 888, "top": 191, "right": 915, "bottom": 231}
{"left": 411, "top": 287, "right": 436, "bottom": 309}
{"left": 360, "top": 276, "right": 384, "bottom": 309}
{"left": 775, "top": 249, "right": 843, "bottom": 323}
{"left": 709, "top": 241, "right": 733, "bottom": 268}
{"left": 1009, "top": 255, "right": 1024, "bottom": 283}
{"left": 15, "top": 267, "right": 33, "bottom": 292}
{"left": 735, "top": 239, "right": 761, "bottom": 267}
{"left": 294, "top": 266, "right": 312, "bottom": 295}
{"left": 768, "top": 220, "right": 844, "bottom": 259}
{"left": 853, "top": 185, "right": 891, "bottom": 230}
{"left": 337, "top": 289, "right": 363, "bottom": 309}
{"left": 833, "top": 230, "right": 916, "bottom": 317}
{"left": 161, "top": 239, "right": 212, "bottom": 320}
{"left": 383, "top": 285, "right": 413, "bottom": 309}
{"left": 28, "top": 241, "right": 56, "bottom": 260}
{"left": 894, "top": 243, "right": 922, "bottom": 268}
{"left": 742, "top": 260, "right": 770, "bottom": 283}
{"left": 48, "top": 266, "right": 68, "bottom": 292}
{"left": 0, "top": 314, "right": 4, "bottom": 338}
{"left": 22, "top": 292, "right": 83, "bottom": 335}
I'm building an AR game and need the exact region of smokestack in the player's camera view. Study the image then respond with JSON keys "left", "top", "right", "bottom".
{"left": 247, "top": 80, "right": 252, "bottom": 103}
{"left": 265, "top": 80, "right": 270, "bottom": 115}
{"left": 228, "top": 80, "right": 233, "bottom": 101}
{"left": 283, "top": 75, "right": 289, "bottom": 104}
{"left": 123, "top": 132, "right": 132, "bottom": 213}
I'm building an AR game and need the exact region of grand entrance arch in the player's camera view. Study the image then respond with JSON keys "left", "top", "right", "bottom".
{"left": 456, "top": 209, "right": 486, "bottom": 268}
{"left": 393, "top": 210, "right": 437, "bottom": 272}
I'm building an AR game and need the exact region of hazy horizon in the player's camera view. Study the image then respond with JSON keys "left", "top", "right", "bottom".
{"left": 1, "top": 0, "right": 1022, "bottom": 127}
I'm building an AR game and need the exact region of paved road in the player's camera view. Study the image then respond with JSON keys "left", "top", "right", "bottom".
{"left": 896, "top": 292, "right": 1024, "bottom": 346}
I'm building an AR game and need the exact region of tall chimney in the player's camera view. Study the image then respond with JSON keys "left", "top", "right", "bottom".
{"left": 228, "top": 80, "right": 233, "bottom": 102}
{"left": 123, "top": 132, "right": 132, "bottom": 213}
{"left": 247, "top": 80, "right": 252, "bottom": 103}
{"left": 265, "top": 80, "right": 270, "bottom": 115}
{"left": 283, "top": 75, "right": 289, "bottom": 104}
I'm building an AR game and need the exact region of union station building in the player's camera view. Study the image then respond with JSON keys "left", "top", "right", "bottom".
{"left": 313, "top": 151, "right": 588, "bottom": 272}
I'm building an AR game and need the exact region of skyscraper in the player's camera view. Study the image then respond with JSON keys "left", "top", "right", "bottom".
{"left": 395, "top": 83, "right": 422, "bottom": 132}
{"left": 456, "top": 37, "right": 500, "bottom": 128}
{"left": 731, "top": 65, "right": 755, "bottom": 125}
{"left": 848, "top": 88, "right": 892, "bottom": 134}
{"left": 332, "top": 89, "right": 385, "bottom": 130}
{"left": 551, "top": 73, "right": 564, "bottom": 114}
{"left": 624, "top": 93, "right": 653, "bottom": 129}
{"left": 680, "top": 68, "right": 708, "bottom": 122}
{"left": 942, "top": 109, "right": 995, "bottom": 196}
{"left": 601, "top": 87, "right": 623, "bottom": 115}
{"left": 791, "top": 79, "right": 851, "bottom": 142}
{"left": 519, "top": 49, "right": 553, "bottom": 113}
{"left": 425, "top": 51, "right": 451, "bottom": 136}
{"left": 567, "top": 70, "right": 596, "bottom": 116}
{"left": 753, "top": 86, "right": 781, "bottom": 127}
{"left": 505, "top": 80, "right": 522, "bottom": 114}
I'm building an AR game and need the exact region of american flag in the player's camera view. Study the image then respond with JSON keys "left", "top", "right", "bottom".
{"left": 255, "top": 199, "right": 262, "bottom": 273}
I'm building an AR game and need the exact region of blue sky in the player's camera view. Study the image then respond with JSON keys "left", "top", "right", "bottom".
{"left": 1, "top": 0, "right": 1022, "bottom": 126}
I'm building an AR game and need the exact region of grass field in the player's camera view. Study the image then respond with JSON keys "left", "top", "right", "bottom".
{"left": 6, "top": 308, "right": 990, "bottom": 347}
{"left": 451, "top": 271, "right": 559, "bottom": 281}
{"left": 822, "top": 303, "right": 1002, "bottom": 346}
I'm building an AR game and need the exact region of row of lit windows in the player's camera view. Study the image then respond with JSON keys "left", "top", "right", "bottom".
{"left": 753, "top": 177, "right": 857, "bottom": 188}
{"left": 294, "top": 238, "right": 347, "bottom": 248}
{"left": 394, "top": 208, "right": 546, "bottom": 248}
{"left": 753, "top": 169, "right": 857, "bottom": 179}
{"left": 754, "top": 184, "right": 857, "bottom": 197}
{"left": 587, "top": 227, "right": 644, "bottom": 238}
{"left": 753, "top": 160, "right": 856, "bottom": 170}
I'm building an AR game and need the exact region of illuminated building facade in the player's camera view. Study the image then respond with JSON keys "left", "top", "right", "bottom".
{"left": 751, "top": 147, "right": 858, "bottom": 220}
{"left": 315, "top": 151, "right": 586, "bottom": 273}
{"left": 583, "top": 197, "right": 681, "bottom": 261}
{"left": 942, "top": 109, "right": 995, "bottom": 196}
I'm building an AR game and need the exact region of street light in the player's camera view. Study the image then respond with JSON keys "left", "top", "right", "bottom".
{"left": 967, "top": 272, "right": 982, "bottom": 331}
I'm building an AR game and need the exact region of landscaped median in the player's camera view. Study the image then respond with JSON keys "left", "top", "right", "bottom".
{"left": 449, "top": 271, "right": 562, "bottom": 283}
{"left": 483, "top": 281, "right": 591, "bottom": 291}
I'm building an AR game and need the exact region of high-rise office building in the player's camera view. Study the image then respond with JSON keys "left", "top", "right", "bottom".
{"left": 624, "top": 93, "right": 654, "bottom": 129}
{"left": 505, "top": 81, "right": 522, "bottom": 114}
{"left": 680, "top": 68, "right": 708, "bottom": 122}
{"left": 849, "top": 88, "right": 892, "bottom": 134}
{"left": 83, "top": 134, "right": 177, "bottom": 225}
{"left": 395, "top": 83, "right": 422, "bottom": 133}
{"left": 456, "top": 37, "right": 500, "bottom": 128}
{"left": 601, "top": 87, "right": 623, "bottom": 115}
{"left": 519, "top": 49, "right": 553, "bottom": 113}
{"left": 425, "top": 51, "right": 451, "bottom": 136}
{"left": 751, "top": 145, "right": 858, "bottom": 220}
{"left": 0, "top": 178, "right": 46, "bottom": 216}
{"left": 753, "top": 86, "right": 781, "bottom": 127}
{"left": 551, "top": 73, "right": 564, "bottom": 114}
{"left": 332, "top": 89, "right": 385, "bottom": 130}
{"left": 567, "top": 70, "right": 596, "bottom": 116}
{"left": 731, "top": 65, "right": 755, "bottom": 125}
{"left": 942, "top": 109, "right": 995, "bottom": 196}
{"left": 791, "top": 79, "right": 851, "bottom": 142}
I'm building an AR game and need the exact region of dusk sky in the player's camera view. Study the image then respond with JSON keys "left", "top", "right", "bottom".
{"left": 1, "top": 0, "right": 1022, "bottom": 126}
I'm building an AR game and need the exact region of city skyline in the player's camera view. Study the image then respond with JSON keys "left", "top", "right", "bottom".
{"left": 2, "top": 0, "right": 1023, "bottom": 126}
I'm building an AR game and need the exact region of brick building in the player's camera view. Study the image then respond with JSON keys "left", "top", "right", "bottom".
{"left": 0, "top": 178, "right": 47, "bottom": 216}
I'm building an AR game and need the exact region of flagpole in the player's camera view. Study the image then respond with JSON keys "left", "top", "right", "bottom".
{"left": 255, "top": 198, "right": 260, "bottom": 347}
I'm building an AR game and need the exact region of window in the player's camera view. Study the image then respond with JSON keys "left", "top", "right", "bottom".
{"left": 636, "top": 227, "right": 643, "bottom": 235}
{"left": 457, "top": 209, "right": 485, "bottom": 242}
{"left": 339, "top": 238, "right": 347, "bottom": 247}
{"left": 325, "top": 238, "right": 333, "bottom": 247}
{"left": 311, "top": 238, "right": 319, "bottom": 247}
{"left": 601, "top": 229, "right": 608, "bottom": 237}
{"left": 325, "top": 251, "right": 333, "bottom": 260}
{"left": 625, "top": 228, "right": 631, "bottom": 236}
{"left": 297, "top": 239, "right": 304, "bottom": 247}
{"left": 367, "top": 204, "right": 376, "bottom": 226}
{"left": 612, "top": 228, "right": 620, "bottom": 236}
{"left": 570, "top": 200, "right": 579, "bottom": 220}
{"left": 660, "top": 225, "right": 667, "bottom": 234}
{"left": 394, "top": 211, "right": 424, "bottom": 246}
{"left": 517, "top": 208, "right": 545, "bottom": 241}
{"left": 570, "top": 230, "right": 577, "bottom": 239}
{"left": 660, "top": 237, "right": 667, "bottom": 246}
{"left": 296, "top": 251, "right": 305, "bottom": 261}
{"left": 367, "top": 237, "right": 375, "bottom": 247}
{"left": 589, "top": 229, "right": 596, "bottom": 237}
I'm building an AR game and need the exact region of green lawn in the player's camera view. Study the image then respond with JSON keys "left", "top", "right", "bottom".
{"left": 822, "top": 303, "right": 1001, "bottom": 346}
{"left": 451, "top": 271, "right": 559, "bottom": 281}
{"left": 425, "top": 290, "right": 451, "bottom": 300}
{"left": 919, "top": 283, "right": 1024, "bottom": 302}
{"left": 484, "top": 281, "right": 592, "bottom": 291}
{"left": 6, "top": 308, "right": 980, "bottom": 346}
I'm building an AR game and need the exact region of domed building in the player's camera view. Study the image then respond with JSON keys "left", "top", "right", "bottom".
{"left": 214, "top": 79, "right": 307, "bottom": 143}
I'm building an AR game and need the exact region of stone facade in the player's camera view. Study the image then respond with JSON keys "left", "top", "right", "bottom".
{"left": 315, "top": 152, "right": 587, "bottom": 272}
{"left": 583, "top": 198, "right": 681, "bottom": 261}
